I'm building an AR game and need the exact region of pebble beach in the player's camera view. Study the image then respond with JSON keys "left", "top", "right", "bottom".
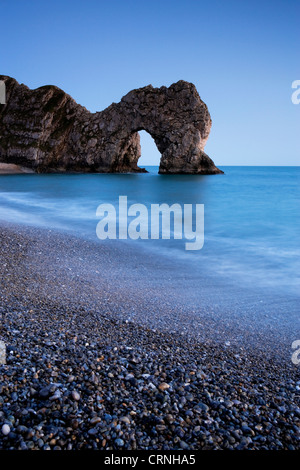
{"left": 0, "top": 222, "right": 299, "bottom": 451}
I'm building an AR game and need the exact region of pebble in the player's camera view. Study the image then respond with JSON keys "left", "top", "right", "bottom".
{"left": 115, "top": 438, "right": 124, "bottom": 447}
{"left": 90, "top": 416, "right": 101, "bottom": 425}
{"left": 180, "top": 440, "right": 189, "bottom": 449}
{"left": 1, "top": 424, "right": 10, "bottom": 436}
{"left": 195, "top": 402, "right": 209, "bottom": 413}
{"left": 120, "top": 416, "right": 131, "bottom": 424}
{"left": 71, "top": 391, "right": 81, "bottom": 401}
{"left": 158, "top": 382, "right": 170, "bottom": 391}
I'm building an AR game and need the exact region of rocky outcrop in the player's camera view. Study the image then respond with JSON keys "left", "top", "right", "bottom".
{"left": 0, "top": 75, "right": 223, "bottom": 174}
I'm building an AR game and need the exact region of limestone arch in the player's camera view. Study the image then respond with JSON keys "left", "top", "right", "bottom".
{"left": 102, "top": 80, "right": 222, "bottom": 174}
{"left": 0, "top": 76, "right": 223, "bottom": 174}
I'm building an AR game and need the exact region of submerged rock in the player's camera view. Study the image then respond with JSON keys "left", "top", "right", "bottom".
{"left": 0, "top": 75, "right": 223, "bottom": 174}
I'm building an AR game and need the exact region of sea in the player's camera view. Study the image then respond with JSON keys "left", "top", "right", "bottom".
{"left": 0, "top": 166, "right": 299, "bottom": 343}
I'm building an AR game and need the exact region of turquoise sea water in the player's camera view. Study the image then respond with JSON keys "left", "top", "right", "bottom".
{"left": 0, "top": 166, "right": 299, "bottom": 300}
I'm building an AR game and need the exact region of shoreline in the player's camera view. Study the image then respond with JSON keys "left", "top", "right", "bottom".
{"left": 0, "top": 163, "right": 35, "bottom": 174}
{"left": 0, "top": 221, "right": 299, "bottom": 450}
{"left": 0, "top": 219, "right": 298, "bottom": 356}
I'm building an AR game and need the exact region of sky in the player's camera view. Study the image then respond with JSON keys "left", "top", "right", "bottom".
{"left": 1, "top": 0, "right": 299, "bottom": 166}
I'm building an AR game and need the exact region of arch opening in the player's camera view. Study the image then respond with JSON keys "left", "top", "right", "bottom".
{"left": 138, "top": 130, "right": 161, "bottom": 170}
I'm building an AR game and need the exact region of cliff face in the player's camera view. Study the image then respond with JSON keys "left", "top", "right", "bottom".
{"left": 0, "top": 76, "right": 223, "bottom": 174}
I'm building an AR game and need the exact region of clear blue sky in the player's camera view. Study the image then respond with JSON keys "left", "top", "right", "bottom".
{"left": 1, "top": 0, "right": 299, "bottom": 166}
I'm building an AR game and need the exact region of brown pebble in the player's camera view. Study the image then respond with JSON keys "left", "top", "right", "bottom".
{"left": 71, "top": 390, "right": 80, "bottom": 401}
{"left": 158, "top": 382, "right": 170, "bottom": 391}
{"left": 90, "top": 416, "right": 101, "bottom": 425}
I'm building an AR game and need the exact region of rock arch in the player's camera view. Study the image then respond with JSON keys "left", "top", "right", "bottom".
{"left": 0, "top": 76, "right": 223, "bottom": 174}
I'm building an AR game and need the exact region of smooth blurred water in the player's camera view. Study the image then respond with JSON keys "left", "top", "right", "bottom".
{"left": 0, "top": 166, "right": 299, "bottom": 297}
